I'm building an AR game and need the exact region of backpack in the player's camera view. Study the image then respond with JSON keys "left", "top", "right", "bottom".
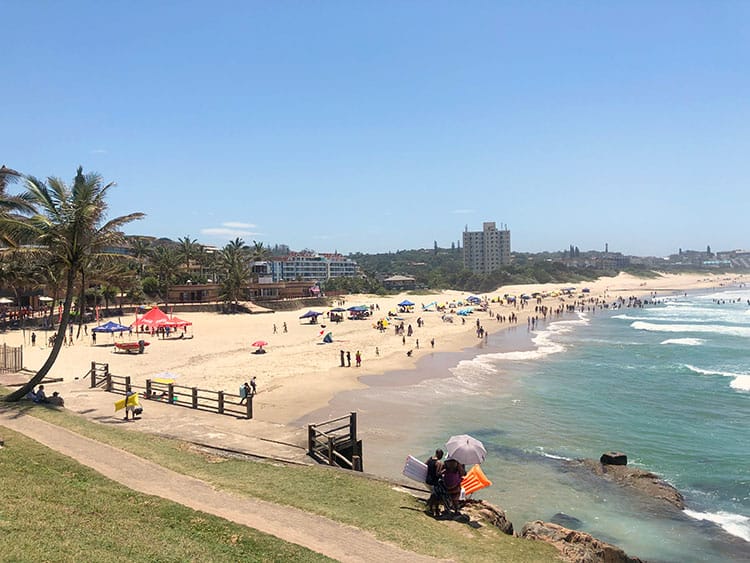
{"left": 425, "top": 457, "right": 439, "bottom": 486}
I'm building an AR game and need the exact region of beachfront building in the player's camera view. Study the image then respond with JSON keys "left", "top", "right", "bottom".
{"left": 462, "top": 222, "right": 511, "bottom": 274}
{"left": 269, "top": 252, "right": 360, "bottom": 282}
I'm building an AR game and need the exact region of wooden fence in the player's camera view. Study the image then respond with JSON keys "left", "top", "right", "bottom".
{"left": 89, "top": 362, "right": 253, "bottom": 419}
{"left": 0, "top": 344, "right": 23, "bottom": 373}
{"left": 308, "top": 412, "right": 362, "bottom": 471}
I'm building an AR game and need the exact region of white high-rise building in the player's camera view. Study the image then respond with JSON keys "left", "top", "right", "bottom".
{"left": 462, "top": 222, "right": 511, "bottom": 274}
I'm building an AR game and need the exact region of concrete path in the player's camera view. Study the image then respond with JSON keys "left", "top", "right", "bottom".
{"left": 0, "top": 409, "right": 444, "bottom": 563}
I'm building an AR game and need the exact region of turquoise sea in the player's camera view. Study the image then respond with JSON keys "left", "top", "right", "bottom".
{"left": 314, "top": 285, "right": 750, "bottom": 562}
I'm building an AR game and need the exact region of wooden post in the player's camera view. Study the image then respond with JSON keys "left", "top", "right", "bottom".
{"left": 168, "top": 383, "right": 174, "bottom": 404}
{"left": 328, "top": 436, "right": 334, "bottom": 466}
{"left": 308, "top": 425, "right": 316, "bottom": 456}
{"left": 90, "top": 361, "right": 96, "bottom": 388}
{"left": 192, "top": 387, "right": 198, "bottom": 409}
{"left": 218, "top": 391, "right": 224, "bottom": 414}
{"left": 352, "top": 455, "right": 362, "bottom": 472}
{"left": 246, "top": 393, "right": 253, "bottom": 419}
{"left": 124, "top": 375, "right": 131, "bottom": 394}
{"left": 105, "top": 372, "right": 112, "bottom": 392}
{"left": 146, "top": 379, "right": 152, "bottom": 398}
{"left": 349, "top": 412, "right": 357, "bottom": 444}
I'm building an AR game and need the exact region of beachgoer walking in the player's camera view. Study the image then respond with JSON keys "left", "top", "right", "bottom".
{"left": 430, "top": 338, "right": 435, "bottom": 348}
{"left": 250, "top": 376, "right": 257, "bottom": 395}
{"left": 355, "top": 350, "right": 361, "bottom": 367}
{"left": 283, "top": 322, "right": 287, "bottom": 333}
{"left": 31, "top": 332, "right": 36, "bottom": 346}
{"left": 346, "top": 351, "right": 351, "bottom": 367}
{"left": 415, "top": 339, "right": 419, "bottom": 349}
{"left": 240, "top": 382, "right": 251, "bottom": 404}
{"left": 92, "top": 331, "right": 96, "bottom": 345}
{"left": 273, "top": 324, "right": 277, "bottom": 334}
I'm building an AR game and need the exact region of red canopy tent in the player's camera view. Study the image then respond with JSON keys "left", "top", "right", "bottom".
{"left": 163, "top": 315, "right": 192, "bottom": 328}
{"left": 131, "top": 307, "right": 170, "bottom": 329}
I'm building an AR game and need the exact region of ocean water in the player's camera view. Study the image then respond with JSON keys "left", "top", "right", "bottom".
{"left": 316, "top": 287, "right": 750, "bottom": 562}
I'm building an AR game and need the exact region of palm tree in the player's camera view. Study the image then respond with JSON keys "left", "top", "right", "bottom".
{"left": 128, "top": 236, "right": 152, "bottom": 276}
{"left": 150, "top": 245, "right": 181, "bottom": 306}
{"left": 177, "top": 236, "right": 201, "bottom": 276}
{"left": 218, "top": 238, "right": 251, "bottom": 310}
{"left": 3, "top": 166, "right": 144, "bottom": 402}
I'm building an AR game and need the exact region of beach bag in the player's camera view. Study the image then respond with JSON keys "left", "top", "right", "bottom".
{"left": 133, "top": 406, "right": 143, "bottom": 416}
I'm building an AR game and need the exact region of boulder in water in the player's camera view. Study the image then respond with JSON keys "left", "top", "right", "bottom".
{"left": 550, "top": 512, "right": 583, "bottom": 529}
{"left": 521, "top": 520, "right": 644, "bottom": 563}
{"left": 600, "top": 451, "right": 628, "bottom": 465}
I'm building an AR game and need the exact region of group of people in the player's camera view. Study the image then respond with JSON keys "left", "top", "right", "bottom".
{"left": 240, "top": 376, "right": 257, "bottom": 403}
{"left": 339, "top": 350, "right": 362, "bottom": 367}
{"left": 26, "top": 384, "right": 65, "bottom": 407}
{"left": 424, "top": 449, "right": 466, "bottom": 517}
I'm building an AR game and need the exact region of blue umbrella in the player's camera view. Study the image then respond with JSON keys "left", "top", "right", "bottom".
{"left": 92, "top": 320, "right": 131, "bottom": 333}
{"left": 398, "top": 300, "right": 415, "bottom": 307}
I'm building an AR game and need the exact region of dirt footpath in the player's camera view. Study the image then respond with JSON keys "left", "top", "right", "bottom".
{"left": 0, "top": 408, "right": 445, "bottom": 563}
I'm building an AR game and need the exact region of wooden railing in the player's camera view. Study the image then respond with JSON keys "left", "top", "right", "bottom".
{"left": 0, "top": 344, "right": 23, "bottom": 373}
{"left": 89, "top": 362, "right": 253, "bottom": 419}
{"left": 308, "top": 412, "right": 362, "bottom": 471}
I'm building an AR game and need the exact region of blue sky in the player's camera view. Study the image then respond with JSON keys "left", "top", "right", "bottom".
{"left": 3, "top": 1, "right": 749, "bottom": 256}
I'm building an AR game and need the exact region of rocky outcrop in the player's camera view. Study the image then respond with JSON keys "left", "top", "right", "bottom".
{"left": 521, "top": 520, "right": 644, "bottom": 563}
{"left": 461, "top": 499, "right": 514, "bottom": 535}
{"left": 600, "top": 451, "right": 627, "bottom": 466}
{"left": 570, "top": 458, "right": 685, "bottom": 510}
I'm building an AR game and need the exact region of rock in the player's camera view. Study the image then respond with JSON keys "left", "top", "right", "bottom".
{"left": 600, "top": 451, "right": 628, "bottom": 465}
{"left": 571, "top": 458, "right": 685, "bottom": 510}
{"left": 550, "top": 512, "right": 583, "bottom": 529}
{"left": 521, "top": 520, "right": 644, "bottom": 563}
{"left": 461, "top": 499, "right": 514, "bottom": 535}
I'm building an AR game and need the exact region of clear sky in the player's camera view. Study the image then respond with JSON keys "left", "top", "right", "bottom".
{"left": 3, "top": 1, "right": 749, "bottom": 257}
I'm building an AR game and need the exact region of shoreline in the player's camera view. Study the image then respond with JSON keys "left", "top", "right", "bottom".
{"left": 1, "top": 272, "right": 741, "bottom": 429}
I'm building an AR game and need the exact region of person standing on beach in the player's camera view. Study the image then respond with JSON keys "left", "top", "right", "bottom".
{"left": 346, "top": 351, "right": 351, "bottom": 367}
{"left": 340, "top": 350, "right": 345, "bottom": 367}
{"left": 273, "top": 324, "right": 277, "bottom": 334}
{"left": 240, "top": 382, "right": 251, "bottom": 404}
{"left": 430, "top": 338, "right": 435, "bottom": 348}
{"left": 355, "top": 350, "right": 361, "bottom": 367}
{"left": 31, "top": 332, "right": 36, "bottom": 346}
{"left": 283, "top": 322, "right": 288, "bottom": 333}
{"left": 250, "top": 376, "right": 257, "bottom": 395}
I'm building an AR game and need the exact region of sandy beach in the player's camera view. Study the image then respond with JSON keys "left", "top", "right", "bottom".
{"left": 2, "top": 272, "right": 741, "bottom": 427}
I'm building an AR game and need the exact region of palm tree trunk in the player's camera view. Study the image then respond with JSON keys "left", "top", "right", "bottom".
{"left": 4, "top": 269, "right": 76, "bottom": 402}
{"left": 76, "top": 269, "right": 85, "bottom": 339}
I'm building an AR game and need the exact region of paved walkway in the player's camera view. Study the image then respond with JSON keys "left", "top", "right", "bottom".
{"left": 0, "top": 408, "right": 445, "bottom": 563}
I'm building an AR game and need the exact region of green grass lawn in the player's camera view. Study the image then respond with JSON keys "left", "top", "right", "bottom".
{"left": 0, "top": 427, "right": 332, "bottom": 562}
{"left": 1, "top": 399, "right": 557, "bottom": 562}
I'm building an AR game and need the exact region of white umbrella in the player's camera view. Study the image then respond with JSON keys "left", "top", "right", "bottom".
{"left": 39, "top": 296, "right": 54, "bottom": 302}
{"left": 445, "top": 434, "right": 487, "bottom": 465}
{"left": 0, "top": 297, "right": 14, "bottom": 304}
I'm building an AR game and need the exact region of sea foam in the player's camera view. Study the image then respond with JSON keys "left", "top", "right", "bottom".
{"left": 631, "top": 321, "right": 750, "bottom": 338}
{"left": 684, "top": 509, "right": 750, "bottom": 542}
{"left": 661, "top": 338, "right": 705, "bottom": 346}
{"left": 684, "top": 365, "right": 750, "bottom": 392}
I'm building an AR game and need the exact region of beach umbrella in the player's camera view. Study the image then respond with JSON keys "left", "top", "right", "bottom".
{"left": 330, "top": 307, "right": 347, "bottom": 312}
{"left": 0, "top": 297, "right": 14, "bottom": 304}
{"left": 251, "top": 340, "right": 268, "bottom": 348}
{"left": 445, "top": 434, "right": 487, "bottom": 465}
{"left": 299, "top": 310, "right": 322, "bottom": 319}
{"left": 39, "top": 296, "right": 54, "bottom": 302}
{"left": 398, "top": 299, "right": 415, "bottom": 307}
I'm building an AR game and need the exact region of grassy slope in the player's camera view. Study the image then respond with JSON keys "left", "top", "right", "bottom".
{"left": 0, "top": 427, "right": 331, "bottom": 563}
{"left": 2, "top": 401, "right": 557, "bottom": 562}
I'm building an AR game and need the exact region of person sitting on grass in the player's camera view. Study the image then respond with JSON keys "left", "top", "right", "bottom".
{"left": 48, "top": 391, "right": 65, "bottom": 407}
{"left": 33, "top": 385, "right": 49, "bottom": 404}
